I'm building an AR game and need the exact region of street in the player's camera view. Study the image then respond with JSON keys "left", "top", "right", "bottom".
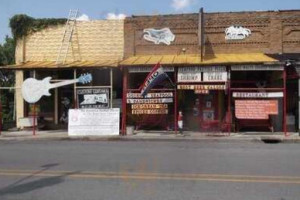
{"left": 0, "top": 140, "right": 299, "bottom": 200}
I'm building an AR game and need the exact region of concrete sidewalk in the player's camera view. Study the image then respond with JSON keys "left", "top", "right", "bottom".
{"left": 1, "top": 129, "right": 300, "bottom": 143}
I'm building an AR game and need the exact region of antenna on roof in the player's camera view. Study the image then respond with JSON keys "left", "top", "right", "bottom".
{"left": 56, "top": 9, "right": 79, "bottom": 65}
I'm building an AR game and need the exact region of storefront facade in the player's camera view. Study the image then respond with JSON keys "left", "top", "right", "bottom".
{"left": 4, "top": 19, "right": 124, "bottom": 129}
{"left": 120, "top": 9, "right": 300, "bottom": 135}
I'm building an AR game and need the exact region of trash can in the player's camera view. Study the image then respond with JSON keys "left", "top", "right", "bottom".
{"left": 126, "top": 126, "right": 135, "bottom": 135}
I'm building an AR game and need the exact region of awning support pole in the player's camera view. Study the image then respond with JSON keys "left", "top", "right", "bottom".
{"left": 283, "top": 65, "right": 287, "bottom": 136}
{"left": 121, "top": 68, "right": 128, "bottom": 135}
{"left": 174, "top": 67, "right": 178, "bottom": 134}
{"left": 33, "top": 104, "right": 36, "bottom": 136}
{"left": 227, "top": 66, "right": 231, "bottom": 136}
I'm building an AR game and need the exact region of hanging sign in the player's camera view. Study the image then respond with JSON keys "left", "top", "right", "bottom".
{"left": 77, "top": 88, "right": 109, "bottom": 108}
{"left": 233, "top": 92, "right": 283, "bottom": 98}
{"left": 129, "top": 66, "right": 174, "bottom": 73}
{"left": 143, "top": 28, "right": 175, "bottom": 45}
{"left": 177, "top": 85, "right": 226, "bottom": 90}
{"left": 235, "top": 100, "right": 278, "bottom": 119}
{"left": 68, "top": 108, "right": 119, "bottom": 136}
{"left": 203, "top": 72, "right": 227, "bottom": 82}
{"left": 225, "top": 25, "right": 251, "bottom": 40}
{"left": 22, "top": 73, "right": 92, "bottom": 103}
{"left": 231, "top": 65, "right": 283, "bottom": 71}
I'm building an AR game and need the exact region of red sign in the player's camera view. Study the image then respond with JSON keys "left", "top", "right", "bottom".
{"left": 235, "top": 100, "right": 278, "bottom": 119}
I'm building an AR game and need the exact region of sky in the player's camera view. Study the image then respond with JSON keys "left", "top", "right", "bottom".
{"left": 0, "top": 0, "right": 300, "bottom": 44}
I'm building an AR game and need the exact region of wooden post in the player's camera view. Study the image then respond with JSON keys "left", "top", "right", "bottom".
{"left": 121, "top": 68, "right": 128, "bottom": 135}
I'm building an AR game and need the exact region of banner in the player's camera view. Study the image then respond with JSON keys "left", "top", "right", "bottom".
{"left": 139, "top": 63, "right": 169, "bottom": 97}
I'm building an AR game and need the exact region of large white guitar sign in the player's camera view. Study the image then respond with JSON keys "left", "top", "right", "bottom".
{"left": 22, "top": 74, "right": 92, "bottom": 103}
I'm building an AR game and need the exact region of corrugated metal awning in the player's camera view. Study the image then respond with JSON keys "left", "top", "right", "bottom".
{"left": 120, "top": 53, "right": 278, "bottom": 66}
{"left": 0, "top": 60, "right": 119, "bottom": 70}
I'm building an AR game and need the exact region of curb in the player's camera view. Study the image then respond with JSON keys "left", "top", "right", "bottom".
{"left": 0, "top": 135, "right": 299, "bottom": 143}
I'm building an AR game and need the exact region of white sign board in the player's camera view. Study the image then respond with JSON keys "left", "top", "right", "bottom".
{"left": 203, "top": 72, "right": 227, "bottom": 82}
{"left": 143, "top": 28, "right": 175, "bottom": 45}
{"left": 178, "top": 71, "right": 202, "bottom": 82}
{"left": 68, "top": 108, "right": 120, "bottom": 136}
{"left": 225, "top": 25, "right": 251, "bottom": 40}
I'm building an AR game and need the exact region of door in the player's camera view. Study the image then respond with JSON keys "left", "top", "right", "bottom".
{"left": 198, "top": 91, "right": 219, "bottom": 132}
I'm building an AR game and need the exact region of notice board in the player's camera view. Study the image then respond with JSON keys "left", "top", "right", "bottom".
{"left": 235, "top": 100, "right": 278, "bottom": 119}
{"left": 68, "top": 108, "right": 120, "bottom": 136}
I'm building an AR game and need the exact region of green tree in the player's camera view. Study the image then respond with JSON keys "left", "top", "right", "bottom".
{"left": 0, "top": 35, "right": 15, "bottom": 124}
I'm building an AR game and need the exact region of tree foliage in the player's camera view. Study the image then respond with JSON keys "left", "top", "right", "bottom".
{"left": 9, "top": 14, "right": 67, "bottom": 40}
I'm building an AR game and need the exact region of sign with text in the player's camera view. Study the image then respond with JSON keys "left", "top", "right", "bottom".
{"left": 128, "top": 66, "right": 174, "bottom": 73}
{"left": 127, "top": 98, "right": 173, "bottom": 104}
{"left": 127, "top": 92, "right": 173, "bottom": 99}
{"left": 231, "top": 65, "right": 283, "bottom": 71}
{"left": 178, "top": 84, "right": 226, "bottom": 90}
{"left": 68, "top": 109, "right": 120, "bottom": 136}
{"left": 178, "top": 67, "right": 202, "bottom": 82}
{"left": 233, "top": 92, "right": 283, "bottom": 98}
{"left": 132, "top": 109, "right": 168, "bottom": 115}
{"left": 235, "top": 100, "right": 278, "bottom": 119}
{"left": 77, "top": 88, "right": 109, "bottom": 109}
{"left": 194, "top": 90, "right": 209, "bottom": 94}
{"left": 203, "top": 72, "right": 227, "bottom": 82}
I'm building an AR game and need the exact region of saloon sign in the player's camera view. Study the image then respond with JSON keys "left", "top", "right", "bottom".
{"left": 225, "top": 25, "right": 251, "bottom": 40}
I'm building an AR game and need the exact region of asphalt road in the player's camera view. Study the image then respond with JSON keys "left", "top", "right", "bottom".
{"left": 0, "top": 140, "right": 299, "bottom": 200}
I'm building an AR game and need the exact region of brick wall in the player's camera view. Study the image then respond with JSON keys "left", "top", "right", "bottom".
{"left": 124, "top": 10, "right": 300, "bottom": 57}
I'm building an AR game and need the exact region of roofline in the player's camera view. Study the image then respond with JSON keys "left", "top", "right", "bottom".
{"left": 129, "top": 9, "right": 300, "bottom": 19}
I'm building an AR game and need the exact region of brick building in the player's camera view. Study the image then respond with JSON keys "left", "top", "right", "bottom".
{"left": 120, "top": 9, "right": 300, "bottom": 134}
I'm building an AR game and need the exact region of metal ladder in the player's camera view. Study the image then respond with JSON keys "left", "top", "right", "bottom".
{"left": 56, "top": 9, "right": 79, "bottom": 65}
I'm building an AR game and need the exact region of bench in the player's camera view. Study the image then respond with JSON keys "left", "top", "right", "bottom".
{"left": 235, "top": 118, "right": 273, "bottom": 132}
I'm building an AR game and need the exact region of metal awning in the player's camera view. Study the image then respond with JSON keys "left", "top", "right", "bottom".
{"left": 0, "top": 60, "right": 119, "bottom": 70}
{"left": 120, "top": 53, "right": 278, "bottom": 66}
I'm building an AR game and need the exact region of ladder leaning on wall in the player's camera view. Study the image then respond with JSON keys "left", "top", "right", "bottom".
{"left": 56, "top": 9, "right": 79, "bottom": 65}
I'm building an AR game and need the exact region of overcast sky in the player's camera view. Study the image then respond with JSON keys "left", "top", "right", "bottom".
{"left": 0, "top": 0, "right": 299, "bottom": 43}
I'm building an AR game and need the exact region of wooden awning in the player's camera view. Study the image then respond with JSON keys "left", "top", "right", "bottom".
{"left": 0, "top": 60, "right": 119, "bottom": 70}
{"left": 120, "top": 53, "right": 278, "bottom": 66}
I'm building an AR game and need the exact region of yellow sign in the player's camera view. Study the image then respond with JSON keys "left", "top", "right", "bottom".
{"left": 131, "top": 104, "right": 168, "bottom": 109}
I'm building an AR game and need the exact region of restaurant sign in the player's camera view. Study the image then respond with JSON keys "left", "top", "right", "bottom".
{"left": 233, "top": 92, "right": 283, "bottom": 98}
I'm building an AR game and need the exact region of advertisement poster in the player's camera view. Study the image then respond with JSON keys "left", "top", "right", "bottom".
{"left": 77, "top": 88, "right": 109, "bottom": 109}
{"left": 235, "top": 100, "right": 278, "bottom": 119}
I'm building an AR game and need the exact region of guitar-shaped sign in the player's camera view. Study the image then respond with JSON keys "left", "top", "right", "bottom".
{"left": 22, "top": 73, "right": 92, "bottom": 103}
